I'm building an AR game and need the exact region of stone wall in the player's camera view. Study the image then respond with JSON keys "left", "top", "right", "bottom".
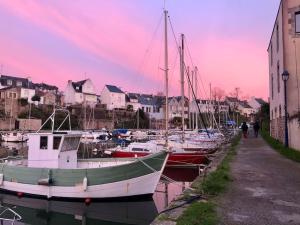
{"left": 17, "top": 118, "right": 42, "bottom": 131}
{"left": 270, "top": 117, "right": 285, "bottom": 143}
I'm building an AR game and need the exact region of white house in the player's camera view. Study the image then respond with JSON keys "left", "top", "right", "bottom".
{"left": 248, "top": 97, "right": 266, "bottom": 112}
{"left": 100, "top": 85, "right": 126, "bottom": 110}
{"left": 126, "top": 93, "right": 142, "bottom": 111}
{"left": 64, "top": 79, "right": 97, "bottom": 106}
{"left": 238, "top": 101, "right": 256, "bottom": 117}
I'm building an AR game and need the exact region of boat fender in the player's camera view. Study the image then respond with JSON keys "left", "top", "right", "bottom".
{"left": 83, "top": 177, "right": 88, "bottom": 191}
{"left": 0, "top": 174, "right": 3, "bottom": 185}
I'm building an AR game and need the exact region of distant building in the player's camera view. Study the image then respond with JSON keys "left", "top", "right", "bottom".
{"left": 0, "top": 75, "right": 36, "bottom": 103}
{"left": 126, "top": 93, "right": 142, "bottom": 111}
{"left": 64, "top": 79, "right": 97, "bottom": 106}
{"left": 248, "top": 97, "right": 266, "bottom": 111}
{"left": 168, "top": 96, "right": 189, "bottom": 120}
{"left": 34, "top": 83, "right": 58, "bottom": 94}
{"left": 100, "top": 85, "right": 126, "bottom": 110}
{"left": 268, "top": 0, "right": 300, "bottom": 149}
{"left": 0, "top": 87, "right": 22, "bottom": 118}
{"left": 237, "top": 101, "right": 256, "bottom": 118}
{"left": 225, "top": 97, "right": 239, "bottom": 112}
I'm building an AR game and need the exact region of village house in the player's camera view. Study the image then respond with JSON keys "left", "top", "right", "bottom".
{"left": 268, "top": 0, "right": 300, "bottom": 149}
{"left": 126, "top": 93, "right": 142, "bottom": 111}
{"left": 0, "top": 75, "right": 36, "bottom": 103}
{"left": 64, "top": 79, "right": 97, "bottom": 107}
{"left": 168, "top": 96, "right": 189, "bottom": 120}
{"left": 0, "top": 87, "right": 22, "bottom": 117}
{"left": 248, "top": 97, "right": 266, "bottom": 112}
{"left": 225, "top": 96, "right": 239, "bottom": 112}
{"left": 237, "top": 101, "right": 256, "bottom": 118}
{"left": 100, "top": 85, "right": 126, "bottom": 110}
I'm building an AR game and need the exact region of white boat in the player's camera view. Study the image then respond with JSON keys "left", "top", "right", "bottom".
{"left": 0, "top": 109, "right": 168, "bottom": 199}
{"left": 80, "top": 130, "right": 110, "bottom": 143}
{"left": 1, "top": 132, "right": 28, "bottom": 142}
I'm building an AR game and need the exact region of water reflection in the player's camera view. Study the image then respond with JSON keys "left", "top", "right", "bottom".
{"left": 0, "top": 194, "right": 157, "bottom": 225}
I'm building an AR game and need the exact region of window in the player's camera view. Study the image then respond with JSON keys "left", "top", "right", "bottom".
{"left": 276, "top": 23, "right": 279, "bottom": 52}
{"left": 16, "top": 81, "right": 22, "bottom": 87}
{"left": 53, "top": 136, "right": 62, "bottom": 150}
{"left": 40, "top": 136, "right": 48, "bottom": 149}
{"left": 12, "top": 93, "right": 16, "bottom": 99}
{"left": 271, "top": 74, "right": 274, "bottom": 99}
{"left": 277, "top": 62, "right": 280, "bottom": 93}
{"left": 295, "top": 12, "right": 300, "bottom": 33}
{"left": 61, "top": 136, "right": 80, "bottom": 151}
{"left": 271, "top": 110, "right": 273, "bottom": 119}
{"left": 279, "top": 105, "right": 282, "bottom": 117}
{"left": 7, "top": 80, "right": 12, "bottom": 86}
{"left": 270, "top": 43, "right": 273, "bottom": 66}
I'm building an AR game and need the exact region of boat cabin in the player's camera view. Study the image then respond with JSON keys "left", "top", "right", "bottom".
{"left": 28, "top": 132, "right": 81, "bottom": 169}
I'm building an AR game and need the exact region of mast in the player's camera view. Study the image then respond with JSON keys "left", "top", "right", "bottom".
{"left": 187, "top": 66, "right": 191, "bottom": 129}
{"left": 209, "top": 83, "right": 212, "bottom": 128}
{"left": 164, "top": 10, "right": 169, "bottom": 147}
{"left": 194, "top": 66, "right": 198, "bottom": 130}
{"left": 191, "top": 70, "right": 194, "bottom": 129}
{"left": 180, "top": 34, "right": 185, "bottom": 141}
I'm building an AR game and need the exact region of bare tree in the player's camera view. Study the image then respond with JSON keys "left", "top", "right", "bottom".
{"left": 212, "top": 87, "right": 226, "bottom": 102}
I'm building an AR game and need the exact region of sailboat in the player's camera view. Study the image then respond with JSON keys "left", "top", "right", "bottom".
{"left": 109, "top": 10, "right": 213, "bottom": 168}
{"left": 0, "top": 109, "right": 168, "bottom": 199}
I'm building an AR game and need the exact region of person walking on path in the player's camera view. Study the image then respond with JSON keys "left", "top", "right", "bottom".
{"left": 253, "top": 121, "right": 260, "bottom": 138}
{"left": 241, "top": 122, "right": 248, "bottom": 138}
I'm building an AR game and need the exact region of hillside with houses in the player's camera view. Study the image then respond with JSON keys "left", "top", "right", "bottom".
{"left": 0, "top": 74, "right": 266, "bottom": 131}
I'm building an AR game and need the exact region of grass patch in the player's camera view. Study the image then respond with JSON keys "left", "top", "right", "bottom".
{"left": 176, "top": 133, "right": 241, "bottom": 225}
{"left": 177, "top": 202, "right": 217, "bottom": 225}
{"left": 261, "top": 129, "right": 300, "bottom": 163}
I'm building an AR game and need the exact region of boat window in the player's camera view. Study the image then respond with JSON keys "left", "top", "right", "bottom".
{"left": 53, "top": 136, "right": 62, "bottom": 150}
{"left": 61, "top": 136, "right": 80, "bottom": 152}
{"left": 40, "top": 136, "right": 48, "bottom": 150}
{"left": 132, "top": 148, "right": 149, "bottom": 152}
{"left": 132, "top": 148, "right": 144, "bottom": 152}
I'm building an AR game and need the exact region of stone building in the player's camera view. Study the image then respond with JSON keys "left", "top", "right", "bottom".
{"left": 268, "top": 0, "right": 300, "bottom": 149}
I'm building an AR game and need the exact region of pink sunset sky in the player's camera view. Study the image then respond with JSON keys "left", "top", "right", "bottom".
{"left": 0, "top": 0, "right": 280, "bottom": 100}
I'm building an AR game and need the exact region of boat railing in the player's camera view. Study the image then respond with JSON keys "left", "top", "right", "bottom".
{"left": 0, "top": 205, "right": 22, "bottom": 224}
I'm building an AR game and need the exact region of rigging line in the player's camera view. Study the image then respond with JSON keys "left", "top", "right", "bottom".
{"left": 156, "top": 24, "right": 164, "bottom": 92}
{"left": 184, "top": 62, "right": 210, "bottom": 137}
{"left": 137, "top": 13, "right": 164, "bottom": 76}
{"left": 185, "top": 38, "right": 208, "bottom": 99}
{"left": 168, "top": 15, "right": 210, "bottom": 136}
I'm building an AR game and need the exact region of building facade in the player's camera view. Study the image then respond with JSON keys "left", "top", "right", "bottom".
{"left": 64, "top": 79, "right": 97, "bottom": 106}
{"left": 100, "top": 85, "right": 126, "bottom": 110}
{"left": 268, "top": 0, "right": 300, "bottom": 149}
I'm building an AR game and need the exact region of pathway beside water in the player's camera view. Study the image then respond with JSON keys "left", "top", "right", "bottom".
{"left": 218, "top": 135, "right": 300, "bottom": 225}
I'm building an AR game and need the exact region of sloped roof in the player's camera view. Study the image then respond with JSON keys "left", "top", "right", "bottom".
{"left": 72, "top": 80, "right": 87, "bottom": 93}
{"left": 226, "top": 96, "right": 238, "bottom": 102}
{"left": 255, "top": 98, "right": 266, "bottom": 105}
{"left": 0, "top": 75, "right": 34, "bottom": 89}
{"left": 106, "top": 85, "right": 124, "bottom": 93}
{"left": 34, "top": 82, "right": 58, "bottom": 91}
{"left": 239, "top": 101, "right": 252, "bottom": 108}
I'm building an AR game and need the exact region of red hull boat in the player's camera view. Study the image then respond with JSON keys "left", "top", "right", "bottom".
{"left": 111, "top": 151, "right": 210, "bottom": 167}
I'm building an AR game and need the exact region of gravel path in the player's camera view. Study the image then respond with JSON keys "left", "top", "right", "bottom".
{"left": 218, "top": 134, "right": 300, "bottom": 225}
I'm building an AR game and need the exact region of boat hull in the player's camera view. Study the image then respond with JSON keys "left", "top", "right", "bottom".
{"left": 0, "top": 171, "right": 162, "bottom": 199}
{"left": 0, "top": 151, "right": 168, "bottom": 199}
{"left": 111, "top": 151, "right": 209, "bottom": 167}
